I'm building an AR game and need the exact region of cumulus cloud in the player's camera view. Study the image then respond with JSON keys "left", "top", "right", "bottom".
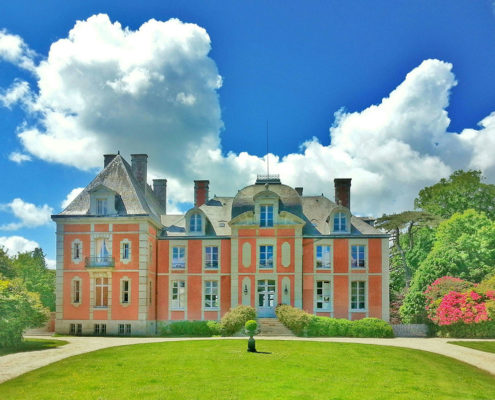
{"left": 8, "top": 151, "right": 32, "bottom": 164}
{"left": 1, "top": 15, "right": 495, "bottom": 216}
{"left": 0, "top": 198, "right": 53, "bottom": 230}
{"left": 61, "top": 187, "right": 84, "bottom": 209}
{"left": 0, "top": 29, "right": 36, "bottom": 71}
{"left": 0, "top": 235, "right": 39, "bottom": 256}
{"left": 0, "top": 80, "right": 31, "bottom": 108}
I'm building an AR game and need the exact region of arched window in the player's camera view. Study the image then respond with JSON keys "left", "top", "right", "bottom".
{"left": 190, "top": 213, "right": 202, "bottom": 232}
{"left": 333, "top": 212, "right": 347, "bottom": 232}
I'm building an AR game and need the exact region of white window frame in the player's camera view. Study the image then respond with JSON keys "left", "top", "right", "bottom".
{"left": 96, "top": 198, "right": 108, "bottom": 215}
{"left": 172, "top": 246, "right": 186, "bottom": 269}
{"left": 71, "top": 239, "right": 82, "bottom": 264}
{"left": 350, "top": 281, "right": 366, "bottom": 311}
{"left": 259, "top": 245, "right": 274, "bottom": 269}
{"left": 71, "top": 277, "right": 82, "bottom": 306}
{"left": 95, "top": 277, "right": 109, "bottom": 308}
{"left": 171, "top": 280, "right": 186, "bottom": 310}
{"left": 205, "top": 246, "right": 219, "bottom": 269}
{"left": 120, "top": 240, "right": 131, "bottom": 263}
{"left": 315, "top": 280, "right": 332, "bottom": 311}
{"left": 260, "top": 205, "right": 274, "bottom": 227}
{"left": 351, "top": 245, "right": 366, "bottom": 269}
{"left": 333, "top": 212, "right": 347, "bottom": 232}
{"left": 190, "top": 213, "right": 202, "bottom": 233}
{"left": 315, "top": 245, "right": 331, "bottom": 269}
{"left": 120, "top": 277, "right": 130, "bottom": 305}
{"left": 204, "top": 280, "right": 219, "bottom": 310}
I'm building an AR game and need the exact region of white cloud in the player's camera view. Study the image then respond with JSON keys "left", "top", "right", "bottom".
{"left": 46, "top": 258, "right": 56, "bottom": 269}
{"left": 0, "top": 29, "right": 36, "bottom": 71}
{"left": 0, "top": 80, "right": 31, "bottom": 108}
{"left": 61, "top": 187, "right": 84, "bottom": 209}
{"left": 0, "top": 198, "right": 53, "bottom": 230}
{"left": 8, "top": 151, "right": 32, "bottom": 164}
{"left": 2, "top": 15, "right": 495, "bottom": 216}
{"left": 0, "top": 235, "right": 39, "bottom": 256}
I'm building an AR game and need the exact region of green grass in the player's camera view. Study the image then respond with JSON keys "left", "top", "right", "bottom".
{"left": 448, "top": 341, "right": 495, "bottom": 354}
{"left": 1, "top": 340, "right": 494, "bottom": 399}
{"left": 0, "top": 338, "right": 68, "bottom": 356}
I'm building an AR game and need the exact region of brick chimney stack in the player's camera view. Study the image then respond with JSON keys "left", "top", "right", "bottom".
{"left": 131, "top": 154, "right": 148, "bottom": 192}
{"left": 194, "top": 180, "right": 209, "bottom": 207}
{"left": 104, "top": 154, "right": 117, "bottom": 168}
{"left": 153, "top": 179, "right": 167, "bottom": 213}
{"left": 334, "top": 178, "right": 352, "bottom": 210}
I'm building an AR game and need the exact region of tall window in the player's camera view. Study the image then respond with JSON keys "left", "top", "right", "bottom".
{"left": 96, "top": 199, "right": 107, "bottom": 215}
{"left": 259, "top": 245, "right": 274, "bottom": 269}
{"left": 72, "top": 279, "right": 81, "bottom": 304}
{"left": 190, "top": 213, "right": 202, "bottom": 232}
{"left": 351, "top": 281, "right": 366, "bottom": 310}
{"left": 171, "top": 280, "right": 186, "bottom": 309}
{"left": 204, "top": 280, "right": 219, "bottom": 309}
{"left": 316, "top": 245, "right": 331, "bottom": 269}
{"left": 73, "top": 242, "right": 81, "bottom": 260}
{"left": 122, "top": 242, "right": 130, "bottom": 260}
{"left": 205, "top": 246, "right": 219, "bottom": 269}
{"left": 333, "top": 212, "right": 347, "bottom": 232}
{"left": 172, "top": 247, "right": 185, "bottom": 269}
{"left": 260, "top": 205, "right": 274, "bottom": 227}
{"left": 316, "top": 281, "right": 331, "bottom": 310}
{"left": 95, "top": 277, "right": 109, "bottom": 307}
{"left": 121, "top": 280, "right": 130, "bottom": 304}
{"left": 351, "top": 245, "right": 366, "bottom": 268}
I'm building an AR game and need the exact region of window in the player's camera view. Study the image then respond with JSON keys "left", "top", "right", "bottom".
{"left": 96, "top": 199, "right": 107, "bottom": 215}
{"left": 118, "top": 324, "right": 130, "bottom": 336}
{"left": 95, "top": 277, "right": 109, "bottom": 307}
{"left": 204, "top": 280, "right": 219, "bottom": 309}
{"left": 190, "top": 213, "right": 202, "bottom": 232}
{"left": 316, "top": 245, "right": 331, "bottom": 269}
{"left": 333, "top": 212, "right": 347, "bottom": 232}
{"left": 172, "top": 247, "right": 185, "bottom": 269}
{"left": 121, "top": 280, "right": 130, "bottom": 304}
{"left": 205, "top": 246, "right": 218, "bottom": 269}
{"left": 171, "top": 280, "right": 186, "bottom": 309}
{"left": 94, "top": 324, "right": 106, "bottom": 336}
{"left": 126, "top": 324, "right": 131, "bottom": 335}
{"left": 70, "top": 323, "right": 82, "bottom": 335}
{"left": 72, "top": 279, "right": 81, "bottom": 304}
{"left": 95, "top": 238, "right": 111, "bottom": 266}
{"left": 119, "top": 324, "right": 125, "bottom": 335}
{"left": 351, "top": 245, "right": 366, "bottom": 269}
{"left": 260, "top": 205, "right": 274, "bottom": 227}
{"left": 259, "top": 245, "right": 274, "bottom": 269}
{"left": 316, "top": 281, "right": 331, "bottom": 310}
{"left": 351, "top": 281, "right": 366, "bottom": 310}
{"left": 73, "top": 241, "right": 81, "bottom": 260}
{"left": 122, "top": 242, "right": 130, "bottom": 260}
{"left": 149, "top": 281, "right": 152, "bottom": 305}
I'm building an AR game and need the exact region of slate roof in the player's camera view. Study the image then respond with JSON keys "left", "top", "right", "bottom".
{"left": 55, "top": 154, "right": 164, "bottom": 224}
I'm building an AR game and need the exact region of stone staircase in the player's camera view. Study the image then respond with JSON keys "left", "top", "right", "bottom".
{"left": 257, "top": 318, "right": 294, "bottom": 336}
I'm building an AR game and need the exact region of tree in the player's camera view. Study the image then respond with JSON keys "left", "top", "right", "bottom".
{"left": 400, "top": 209, "right": 495, "bottom": 323}
{"left": 13, "top": 248, "right": 55, "bottom": 312}
{"left": 414, "top": 170, "right": 495, "bottom": 220}
{"left": 0, "top": 247, "right": 15, "bottom": 279}
{"left": 0, "top": 278, "right": 49, "bottom": 348}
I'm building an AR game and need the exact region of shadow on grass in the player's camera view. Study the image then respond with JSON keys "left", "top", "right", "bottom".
{"left": 0, "top": 338, "right": 68, "bottom": 357}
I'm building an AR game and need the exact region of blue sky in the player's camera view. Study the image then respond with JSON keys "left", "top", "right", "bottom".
{"left": 1, "top": 1, "right": 495, "bottom": 266}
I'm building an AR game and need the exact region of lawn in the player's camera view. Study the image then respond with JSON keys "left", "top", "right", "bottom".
{"left": 448, "top": 341, "right": 495, "bottom": 354}
{"left": 0, "top": 338, "right": 68, "bottom": 357}
{"left": 1, "top": 340, "right": 494, "bottom": 399}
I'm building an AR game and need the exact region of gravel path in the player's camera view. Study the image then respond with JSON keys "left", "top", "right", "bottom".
{"left": 0, "top": 336, "right": 494, "bottom": 384}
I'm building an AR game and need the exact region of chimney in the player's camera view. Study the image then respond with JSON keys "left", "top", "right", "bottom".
{"left": 104, "top": 154, "right": 117, "bottom": 168}
{"left": 194, "top": 180, "right": 209, "bottom": 207}
{"left": 334, "top": 178, "right": 352, "bottom": 210}
{"left": 153, "top": 179, "right": 167, "bottom": 213}
{"left": 295, "top": 187, "right": 303, "bottom": 196}
{"left": 131, "top": 154, "right": 148, "bottom": 192}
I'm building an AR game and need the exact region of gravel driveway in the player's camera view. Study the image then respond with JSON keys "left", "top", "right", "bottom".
{"left": 0, "top": 336, "right": 494, "bottom": 384}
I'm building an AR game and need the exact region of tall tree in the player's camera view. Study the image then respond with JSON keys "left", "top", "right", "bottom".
{"left": 400, "top": 209, "right": 495, "bottom": 323}
{"left": 414, "top": 170, "right": 495, "bottom": 219}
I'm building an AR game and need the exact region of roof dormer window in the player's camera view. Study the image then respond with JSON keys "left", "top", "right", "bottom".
{"left": 333, "top": 212, "right": 347, "bottom": 232}
{"left": 89, "top": 184, "right": 117, "bottom": 216}
{"left": 260, "top": 205, "right": 274, "bottom": 227}
{"left": 190, "top": 213, "right": 202, "bottom": 233}
{"left": 96, "top": 199, "right": 108, "bottom": 215}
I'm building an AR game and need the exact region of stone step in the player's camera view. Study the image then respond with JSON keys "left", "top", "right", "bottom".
{"left": 257, "top": 318, "right": 294, "bottom": 337}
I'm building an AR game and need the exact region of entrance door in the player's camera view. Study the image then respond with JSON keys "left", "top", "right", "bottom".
{"left": 257, "top": 280, "right": 276, "bottom": 317}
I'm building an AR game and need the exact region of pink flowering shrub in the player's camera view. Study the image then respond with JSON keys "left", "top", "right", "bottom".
{"left": 434, "top": 290, "right": 494, "bottom": 325}
{"left": 424, "top": 276, "right": 473, "bottom": 322}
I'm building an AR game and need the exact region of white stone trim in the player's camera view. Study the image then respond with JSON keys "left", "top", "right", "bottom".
{"left": 120, "top": 276, "right": 131, "bottom": 306}
{"left": 71, "top": 239, "right": 83, "bottom": 264}
{"left": 313, "top": 238, "right": 333, "bottom": 271}
{"left": 348, "top": 239, "right": 368, "bottom": 272}
{"left": 120, "top": 239, "right": 132, "bottom": 264}
{"left": 202, "top": 239, "right": 221, "bottom": 271}
{"left": 169, "top": 240, "right": 188, "bottom": 271}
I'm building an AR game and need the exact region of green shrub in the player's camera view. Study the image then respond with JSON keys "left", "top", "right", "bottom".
{"left": 434, "top": 321, "right": 495, "bottom": 338}
{"left": 160, "top": 321, "right": 220, "bottom": 337}
{"left": 245, "top": 320, "right": 258, "bottom": 334}
{"left": 275, "top": 305, "right": 312, "bottom": 336}
{"left": 276, "top": 305, "right": 393, "bottom": 338}
{"left": 220, "top": 305, "right": 256, "bottom": 336}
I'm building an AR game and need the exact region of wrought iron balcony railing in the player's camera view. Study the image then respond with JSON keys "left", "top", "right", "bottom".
{"left": 85, "top": 256, "right": 115, "bottom": 268}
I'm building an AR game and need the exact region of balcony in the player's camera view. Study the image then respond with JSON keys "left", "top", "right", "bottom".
{"left": 85, "top": 256, "right": 115, "bottom": 268}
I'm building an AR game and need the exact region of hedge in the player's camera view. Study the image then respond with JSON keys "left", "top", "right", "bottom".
{"left": 160, "top": 320, "right": 221, "bottom": 337}
{"left": 434, "top": 321, "right": 495, "bottom": 338}
{"left": 276, "top": 305, "right": 394, "bottom": 338}
{"left": 220, "top": 305, "right": 256, "bottom": 336}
